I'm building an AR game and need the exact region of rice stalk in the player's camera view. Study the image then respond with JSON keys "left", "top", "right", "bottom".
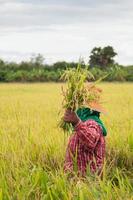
{"left": 59, "top": 62, "right": 103, "bottom": 133}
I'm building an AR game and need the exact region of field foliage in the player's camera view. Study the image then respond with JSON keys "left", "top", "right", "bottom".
{"left": 0, "top": 83, "right": 133, "bottom": 199}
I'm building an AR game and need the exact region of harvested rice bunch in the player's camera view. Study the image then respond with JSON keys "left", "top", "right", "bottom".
{"left": 59, "top": 63, "right": 103, "bottom": 133}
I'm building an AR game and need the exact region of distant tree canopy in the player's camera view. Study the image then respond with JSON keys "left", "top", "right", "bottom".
{"left": 0, "top": 59, "right": 4, "bottom": 66}
{"left": 30, "top": 53, "right": 45, "bottom": 67}
{"left": 0, "top": 47, "right": 133, "bottom": 82}
{"left": 89, "top": 46, "right": 117, "bottom": 68}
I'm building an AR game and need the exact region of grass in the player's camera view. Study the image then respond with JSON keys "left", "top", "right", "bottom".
{"left": 0, "top": 83, "right": 133, "bottom": 199}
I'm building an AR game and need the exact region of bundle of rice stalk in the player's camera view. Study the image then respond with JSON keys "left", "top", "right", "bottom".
{"left": 59, "top": 63, "right": 104, "bottom": 133}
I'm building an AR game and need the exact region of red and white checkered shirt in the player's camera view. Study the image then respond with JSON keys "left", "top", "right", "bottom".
{"left": 64, "top": 119, "right": 106, "bottom": 176}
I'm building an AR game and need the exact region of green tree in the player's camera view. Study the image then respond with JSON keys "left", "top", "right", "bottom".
{"left": 30, "top": 54, "right": 45, "bottom": 67}
{"left": 107, "top": 65, "right": 128, "bottom": 81}
{"left": 0, "top": 58, "right": 5, "bottom": 67}
{"left": 89, "top": 46, "right": 117, "bottom": 68}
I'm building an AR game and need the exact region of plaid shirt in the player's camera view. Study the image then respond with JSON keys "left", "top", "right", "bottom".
{"left": 64, "top": 119, "right": 106, "bottom": 176}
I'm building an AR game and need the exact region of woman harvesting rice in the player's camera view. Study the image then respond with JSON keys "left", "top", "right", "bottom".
{"left": 63, "top": 106, "right": 107, "bottom": 177}
{"left": 59, "top": 63, "right": 107, "bottom": 176}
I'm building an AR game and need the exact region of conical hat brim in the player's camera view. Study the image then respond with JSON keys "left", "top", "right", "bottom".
{"left": 88, "top": 102, "right": 107, "bottom": 115}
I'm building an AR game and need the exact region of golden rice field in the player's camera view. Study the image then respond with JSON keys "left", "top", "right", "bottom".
{"left": 0, "top": 83, "right": 133, "bottom": 200}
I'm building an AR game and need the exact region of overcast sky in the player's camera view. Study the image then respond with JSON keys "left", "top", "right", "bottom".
{"left": 0, "top": 0, "right": 133, "bottom": 64}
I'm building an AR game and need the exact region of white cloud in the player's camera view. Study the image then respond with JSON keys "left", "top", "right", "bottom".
{"left": 0, "top": 0, "right": 133, "bottom": 64}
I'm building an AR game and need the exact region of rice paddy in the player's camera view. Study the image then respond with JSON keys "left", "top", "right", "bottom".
{"left": 0, "top": 83, "right": 133, "bottom": 199}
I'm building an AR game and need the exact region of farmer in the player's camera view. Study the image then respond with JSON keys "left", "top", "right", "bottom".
{"left": 63, "top": 106, "right": 107, "bottom": 177}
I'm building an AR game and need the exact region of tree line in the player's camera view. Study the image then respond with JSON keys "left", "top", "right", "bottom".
{"left": 0, "top": 46, "right": 133, "bottom": 82}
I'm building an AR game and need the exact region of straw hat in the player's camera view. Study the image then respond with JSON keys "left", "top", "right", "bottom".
{"left": 88, "top": 101, "right": 107, "bottom": 115}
